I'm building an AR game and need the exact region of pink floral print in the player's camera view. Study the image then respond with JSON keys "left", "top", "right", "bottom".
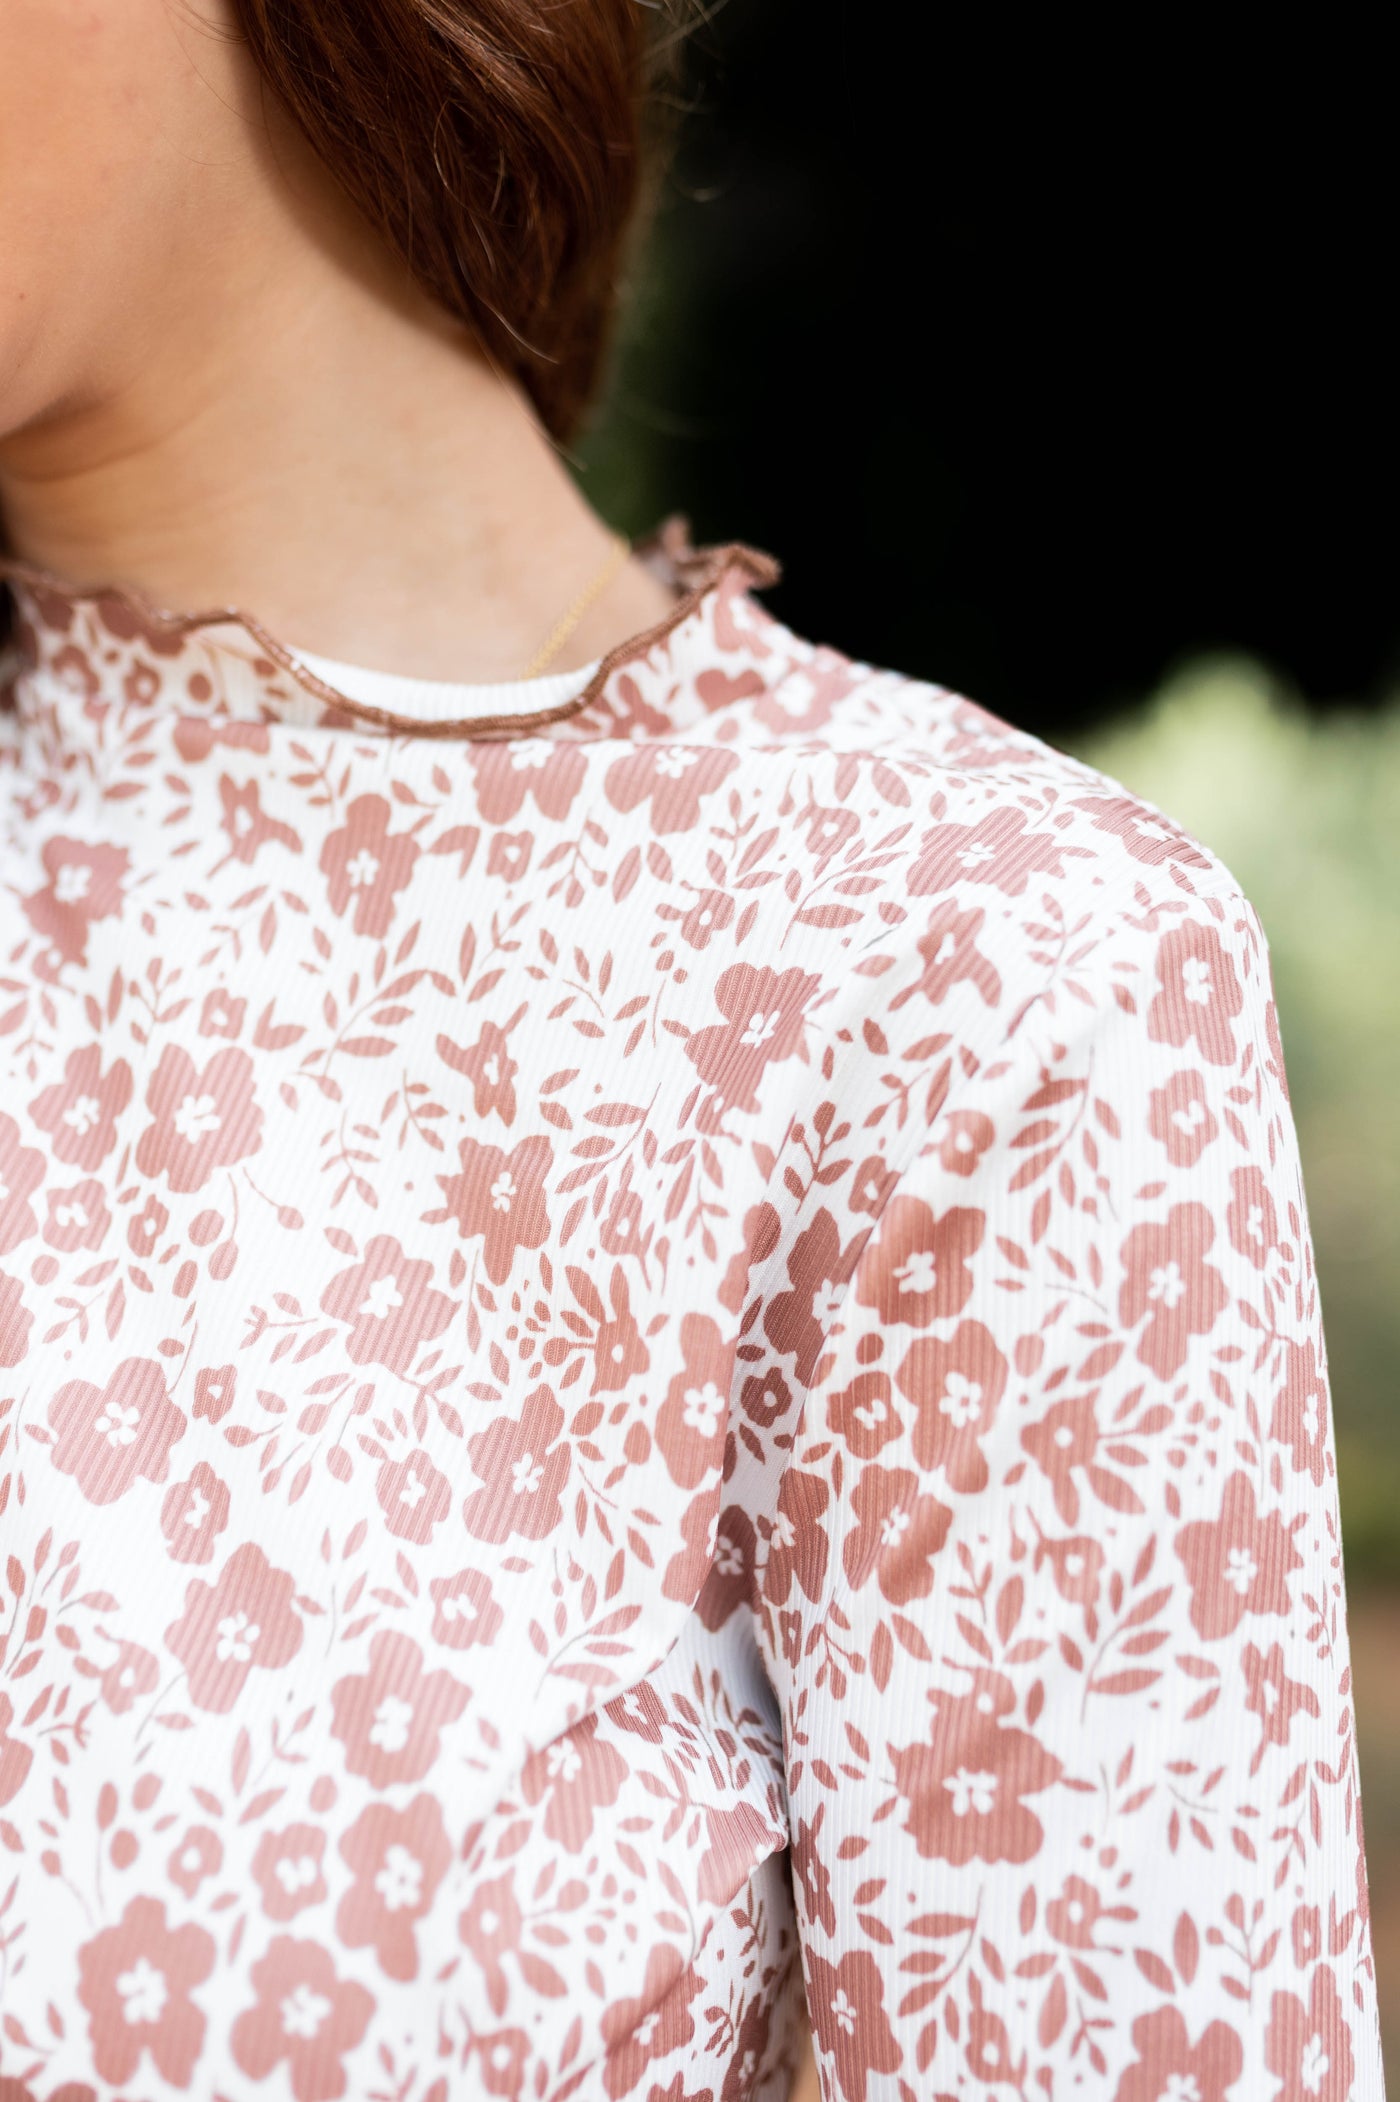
{"left": 0, "top": 544, "right": 1380, "bottom": 2099}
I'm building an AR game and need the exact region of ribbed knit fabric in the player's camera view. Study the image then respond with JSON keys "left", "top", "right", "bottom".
{"left": 0, "top": 547, "right": 1384, "bottom": 2100}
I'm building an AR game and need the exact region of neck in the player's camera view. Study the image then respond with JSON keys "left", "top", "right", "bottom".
{"left": 0, "top": 131, "right": 671, "bottom": 682}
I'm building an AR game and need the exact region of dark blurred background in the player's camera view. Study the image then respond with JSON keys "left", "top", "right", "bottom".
{"left": 575, "top": 4, "right": 1398, "bottom": 2080}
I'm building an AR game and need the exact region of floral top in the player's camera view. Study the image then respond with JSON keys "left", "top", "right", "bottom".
{"left": 0, "top": 538, "right": 1383, "bottom": 2102}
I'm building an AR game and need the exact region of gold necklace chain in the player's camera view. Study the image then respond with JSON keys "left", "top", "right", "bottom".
{"left": 518, "top": 530, "right": 632, "bottom": 681}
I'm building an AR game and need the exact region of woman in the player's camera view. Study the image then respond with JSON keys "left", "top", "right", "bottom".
{"left": 0, "top": 3, "right": 1382, "bottom": 2098}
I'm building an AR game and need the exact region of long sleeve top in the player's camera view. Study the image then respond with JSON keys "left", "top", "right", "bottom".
{"left": 0, "top": 536, "right": 1383, "bottom": 2101}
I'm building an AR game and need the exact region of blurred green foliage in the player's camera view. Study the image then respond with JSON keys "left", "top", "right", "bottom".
{"left": 1073, "top": 664, "right": 1400, "bottom": 1584}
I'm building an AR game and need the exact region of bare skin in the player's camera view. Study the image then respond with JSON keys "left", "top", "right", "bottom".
{"left": 0, "top": 0, "right": 676, "bottom": 680}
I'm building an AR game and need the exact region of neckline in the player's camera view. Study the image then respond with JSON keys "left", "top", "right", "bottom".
{"left": 286, "top": 642, "right": 600, "bottom": 722}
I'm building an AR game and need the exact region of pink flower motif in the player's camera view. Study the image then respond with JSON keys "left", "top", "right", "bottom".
{"left": 855, "top": 1194, "right": 984, "bottom": 1330}
{"left": 198, "top": 986, "right": 246, "bottom": 1038}
{"left": 655, "top": 1313, "right": 733, "bottom": 1488}
{"left": 841, "top": 1464, "right": 951, "bottom": 1604}
{"left": 49, "top": 1356, "right": 186, "bottom": 1506}
{"left": 694, "top": 1506, "right": 757, "bottom": 1632}
{"left": 1032, "top": 1530, "right": 1106, "bottom": 1614}
{"left": 100, "top": 1641, "right": 160, "bottom": 1716}
{"left": 428, "top": 1567, "right": 504, "bottom": 1651}
{"left": 898, "top": 1320, "right": 1008, "bottom": 1495}
{"left": 21, "top": 834, "right": 130, "bottom": 967}
{"left": 0, "top": 1271, "right": 34, "bottom": 1367}
{"left": 697, "top": 1798, "right": 783, "bottom": 1905}
{"left": 127, "top": 1191, "right": 168, "bottom": 1255}
{"left": 588, "top": 1262, "right": 651, "bottom": 1394}
{"left": 1072, "top": 793, "right": 1214, "bottom": 872}
{"left": 1227, "top": 1164, "right": 1282, "bottom": 1270}
{"left": 933, "top": 1107, "right": 995, "bottom": 1177}
{"left": 173, "top": 715, "right": 270, "bottom": 763}
{"left": 319, "top": 792, "right": 420, "bottom": 937}
{"left": 1241, "top": 1641, "right": 1321, "bottom": 1772}
{"left": 251, "top": 1824, "right": 328, "bottom": 1921}
{"left": 458, "top": 1868, "right": 524, "bottom": 2016}
{"left": 167, "top": 1824, "right": 222, "bottom": 1899}
{"left": 828, "top": 1368, "right": 903, "bottom": 1458}
{"left": 604, "top": 741, "right": 740, "bottom": 834}
{"left": 890, "top": 1669, "right": 1062, "bottom": 1866}
{"left": 1269, "top": 1338, "right": 1330, "bottom": 1485}
{"left": 686, "top": 962, "right": 822, "bottom": 1115}
{"left": 763, "top": 1468, "right": 830, "bottom": 1608}
{"left": 463, "top": 1383, "right": 570, "bottom": 1544}
{"left": 1147, "top": 1068, "right": 1219, "bottom": 1167}
{"left": 436, "top": 1018, "right": 519, "bottom": 1124}
{"left": 329, "top": 1631, "right": 467, "bottom": 1786}
{"left": 890, "top": 898, "right": 1003, "bottom": 1011}
{"left": 42, "top": 1177, "right": 110, "bottom": 1252}
{"left": 850, "top": 1154, "right": 899, "bottom": 1217}
{"left": 0, "top": 1692, "right": 34, "bottom": 1808}
{"left": 76, "top": 1895, "right": 215, "bottom": 2089}
{"left": 677, "top": 886, "right": 735, "bottom": 949}
{"left": 1021, "top": 1394, "right": 1102, "bottom": 1527}
{"left": 215, "top": 773, "right": 302, "bottom": 868}
{"left": 908, "top": 805, "right": 1082, "bottom": 896}
{"left": 164, "top": 1541, "right": 304, "bottom": 1712}
{"left": 520, "top": 1712, "right": 628, "bottom": 1854}
{"left": 1264, "top": 1965, "right": 1355, "bottom": 2102}
{"left": 764, "top": 1209, "right": 865, "bottom": 1386}
{"left": 486, "top": 830, "right": 533, "bottom": 883}
{"left": 375, "top": 1447, "right": 452, "bottom": 1545}
{"left": 160, "top": 1460, "right": 231, "bottom": 1565}
{"left": 474, "top": 2029, "right": 532, "bottom": 2098}
{"left": 1113, "top": 2005, "right": 1244, "bottom": 2102}
{"left": 0, "top": 1114, "right": 45, "bottom": 1256}
{"left": 427, "top": 1133, "right": 552, "bottom": 1286}
{"left": 599, "top": 1944, "right": 701, "bottom": 2099}
{"left": 193, "top": 1362, "right": 237, "bottom": 1425}
{"left": 1119, "top": 1202, "right": 1228, "bottom": 1377}
{"left": 134, "top": 1043, "right": 263, "bottom": 1193}
{"left": 803, "top": 1948, "right": 902, "bottom": 2102}
{"left": 1174, "top": 1471, "right": 1303, "bottom": 1641}
{"left": 319, "top": 1233, "right": 456, "bottom": 1371}
{"left": 230, "top": 1936, "right": 374, "bottom": 2102}
{"left": 1147, "top": 920, "right": 1244, "bottom": 1066}
{"left": 470, "top": 738, "right": 587, "bottom": 824}
{"left": 336, "top": 1792, "right": 451, "bottom": 1982}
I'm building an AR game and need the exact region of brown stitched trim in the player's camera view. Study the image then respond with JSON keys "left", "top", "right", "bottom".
{"left": 0, "top": 527, "right": 782, "bottom": 744}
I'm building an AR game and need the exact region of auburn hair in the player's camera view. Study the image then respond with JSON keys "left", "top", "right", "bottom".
{"left": 230, "top": 0, "right": 677, "bottom": 442}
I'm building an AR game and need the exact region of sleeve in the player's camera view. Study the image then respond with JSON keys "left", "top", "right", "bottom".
{"left": 751, "top": 887, "right": 1385, "bottom": 2102}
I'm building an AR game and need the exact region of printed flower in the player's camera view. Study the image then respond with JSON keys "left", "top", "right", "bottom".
{"left": 599, "top": 1944, "right": 701, "bottom": 2099}
{"left": 320, "top": 1234, "right": 456, "bottom": 1372}
{"left": 1113, "top": 2006, "right": 1244, "bottom": 2102}
{"left": 604, "top": 740, "right": 739, "bottom": 834}
{"left": 662, "top": 1484, "right": 720, "bottom": 1605}
{"left": 827, "top": 1368, "right": 903, "bottom": 1458}
{"left": 428, "top": 1132, "right": 552, "bottom": 1285}
{"left": 655, "top": 1313, "right": 734, "bottom": 1488}
{"left": 1047, "top": 1876, "right": 1106, "bottom": 1949}
{"left": 0, "top": 1271, "right": 34, "bottom": 1368}
{"left": 686, "top": 962, "right": 822, "bottom": 1115}
{"left": 606, "top": 1680, "right": 668, "bottom": 1744}
{"left": 1241, "top": 1641, "right": 1321, "bottom": 1771}
{"left": 763, "top": 1468, "right": 830, "bottom": 1608}
{"left": 251, "top": 1824, "right": 328, "bottom": 1921}
{"left": 741, "top": 1362, "right": 793, "bottom": 1431}
{"left": 463, "top": 1383, "right": 570, "bottom": 1544}
{"left": 698, "top": 1798, "right": 783, "bottom": 1905}
{"left": 134, "top": 1044, "right": 263, "bottom": 1193}
{"left": 42, "top": 1177, "right": 110, "bottom": 1252}
{"left": 164, "top": 1541, "right": 304, "bottom": 1712}
{"left": 1119, "top": 1202, "right": 1228, "bottom": 1378}
{"left": 336, "top": 1793, "right": 451, "bottom": 1982}
{"left": 375, "top": 1447, "right": 452, "bottom": 1545}
{"left": 1033, "top": 1531, "right": 1105, "bottom": 1613}
{"left": 792, "top": 1809, "right": 837, "bottom": 1937}
{"left": 167, "top": 1825, "right": 222, "bottom": 1900}
{"left": 1227, "top": 1164, "right": 1282, "bottom": 1271}
{"left": 1147, "top": 920, "right": 1244, "bottom": 1066}
{"left": 470, "top": 737, "right": 587, "bottom": 824}
{"left": 49, "top": 1356, "right": 186, "bottom": 1505}
{"left": 487, "top": 830, "right": 532, "bottom": 883}
{"left": 1265, "top": 1965, "right": 1355, "bottom": 2102}
{"left": 429, "top": 1567, "right": 504, "bottom": 1651}
{"left": 1072, "top": 793, "right": 1214, "bottom": 872}
{"left": 436, "top": 1018, "right": 519, "bottom": 1124}
{"left": 21, "top": 834, "right": 130, "bottom": 967}
{"left": 804, "top": 1948, "right": 902, "bottom": 2102}
{"left": 854, "top": 1193, "right": 984, "bottom": 1330}
{"left": 1020, "top": 1394, "right": 1103, "bottom": 1528}
{"left": 329, "top": 1631, "right": 467, "bottom": 1786}
{"left": 0, "top": 1114, "right": 45, "bottom": 1256}
{"left": 890, "top": 1671, "right": 1062, "bottom": 1866}
{"left": 890, "top": 899, "right": 1003, "bottom": 1011}
{"left": 1174, "top": 1471, "right": 1303, "bottom": 1641}
{"left": 172, "top": 714, "right": 269, "bottom": 763}
{"left": 1269, "top": 1338, "right": 1329, "bottom": 1485}
{"left": 160, "top": 1460, "right": 232, "bottom": 1564}
{"left": 908, "top": 806, "right": 1078, "bottom": 896}
{"left": 319, "top": 792, "right": 420, "bottom": 937}
{"left": 216, "top": 773, "right": 302, "bottom": 868}
{"left": 0, "top": 1692, "right": 34, "bottom": 1808}
{"left": 933, "top": 1107, "right": 995, "bottom": 1177}
{"left": 797, "top": 801, "right": 860, "bottom": 866}
{"left": 589, "top": 1263, "right": 650, "bottom": 1395}
{"left": 1292, "top": 1906, "right": 1323, "bottom": 1969}
{"left": 850, "top": 1154, "right": 899, "bottom": 1218}
{"left": 193, "top": 1362, "right": 237, "bottom": 1425}
{"left": 458, "top": 1870, "right": 524, "bottom": 2016}
{"left": 100, "top": 1641, "right": 160, "bottom": 1716}
{"left": 694, "top": 1506, "right": 757, "bottom": 1632}
{"left": 678, "top": 887, "right": 735, "bottom": 948}
{"left": 841, "top": 1464, "right": 952, "bottom": 1604}
{"left": 519, "top": 1712, "right": 628, "bottom": 1854}
{"left": 1147, "top": 1068, "right": 1219, "bottom": 1168}
{"left": 230, "top": 1937, "right": 374, "bottom": 2102}
{"left": 764, "top": 1209, "right": 864, "bottom": 1386}
{"left": 76, "top": 1895, "right": 215, "bottom": 2089}
{"left": 198, "top": 986, "right": 246, "bottom": 1038}
{"left": 474, "top": 2029, "right": 531, "bottom": 2097}
{"left": 127, "top": 1191, "right": 169, "bottom": 1256}
{"left": 898, "top": 1320, "right": 1008, "bottom": 1495}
